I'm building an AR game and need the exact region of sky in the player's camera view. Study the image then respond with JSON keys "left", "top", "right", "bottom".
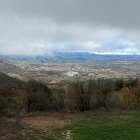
{"left": 0, "top": 0, "right": 140, "bottom": 55}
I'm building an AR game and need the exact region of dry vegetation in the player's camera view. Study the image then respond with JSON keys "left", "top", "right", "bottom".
{"left": 0, "top": 72, "right": 140, "bottom": 139}
{"left": 0, "top": 73, "right": 140, "bottom": 113}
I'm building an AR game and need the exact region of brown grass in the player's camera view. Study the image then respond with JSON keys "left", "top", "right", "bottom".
{"left": 0, "top": 112, "right": 87, "bottom": 139}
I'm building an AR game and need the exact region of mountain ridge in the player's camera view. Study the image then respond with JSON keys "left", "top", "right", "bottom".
{"left": 0, "top": 52, "right": 140, "bottom": 64}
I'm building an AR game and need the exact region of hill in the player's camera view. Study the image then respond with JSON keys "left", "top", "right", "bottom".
{"left": 0, "top": 60, "right": 26, "bottom": 80}
{"left": 0, "top": 60, "right": 24, "bottom": 74}
{"left": 0, "top": 72, "right": 24, "bottom": 96}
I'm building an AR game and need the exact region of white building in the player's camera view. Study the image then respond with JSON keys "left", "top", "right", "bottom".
{"left": 65, "top": 71, "right": 78, "bottom": 77}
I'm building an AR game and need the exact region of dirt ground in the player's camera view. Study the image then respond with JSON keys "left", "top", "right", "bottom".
{"left": 0, "top": 112, "right": 86, "bottom": 140}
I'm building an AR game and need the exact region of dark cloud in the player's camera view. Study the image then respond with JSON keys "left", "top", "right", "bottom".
{"left": 0, "top": 0, "right": 140, "bottom": 28}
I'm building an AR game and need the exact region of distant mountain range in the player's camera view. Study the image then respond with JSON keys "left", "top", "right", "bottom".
{"left": 0, "top": 52, "right": 140, "bottom": 64}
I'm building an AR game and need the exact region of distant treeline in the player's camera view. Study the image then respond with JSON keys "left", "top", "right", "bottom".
{"left": 0, "top": 72, "right": 140, "bottom": 114}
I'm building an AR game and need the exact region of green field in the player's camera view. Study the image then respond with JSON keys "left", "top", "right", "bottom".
{"left": 46, "top": 111, "right": 140, "bottom": 140}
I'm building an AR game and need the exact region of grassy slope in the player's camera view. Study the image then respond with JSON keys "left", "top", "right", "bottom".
{"left": 46, "top": 111, "right": 140, "bottom": 140}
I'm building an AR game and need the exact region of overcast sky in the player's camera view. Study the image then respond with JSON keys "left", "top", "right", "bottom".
{"left": 0, "top": 0, "right": 140, "bottom": 55}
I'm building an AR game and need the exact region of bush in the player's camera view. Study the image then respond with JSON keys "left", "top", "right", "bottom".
{"left": 51, "top": 86, "right": 66, "bottom": 111}
{"left": 125, "top": 78, "right": 139, "bottom": 89}
{"left": 115, "top": 79, "right": 124, "bottom": 91}
{"left": 26, "top": 80, "right": 53, "bottom": 112}
{"left": 134, "top": 86, "right": 140, "bottom": 104}
{"left": 0, "top": 83, "right": 27, "bottom": 114}
{"left": 93, "top": 79, "right": 112, "bottom": 110}
{"left": 0, "top": 96, "right": 6, "bottom": 113}
{"left": 68, "top": 80, "right": 92, "bottom": 111}
{"left": 121, "top": 88, "right": 137, "bottom": 110}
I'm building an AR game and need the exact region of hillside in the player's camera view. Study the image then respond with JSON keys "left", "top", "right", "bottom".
{"left": 0, "top": 60, "right": 27, "bottom": 80}
{"left": 0, "top": 72, "right": 24, "bottom": 96}
{"left": 0, "top": 60, "right": 24, "bottom": 74}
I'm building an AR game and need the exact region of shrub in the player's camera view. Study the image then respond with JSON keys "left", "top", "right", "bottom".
{"left": 0, "top": 83, "right": 27, "bottom": 114}
{"left": 115, "top": 79, "right": 124, "bottom": 91}
{"left": 134, "top": 86, "right": 140, "bottom": 104}
{"left": 93, "top": 79, "right": 112, "bottom": 110}
{"left": 128, "top": 86, "right": 140, "bottom": 105}
{"left": 15, "top": 87, "right": 28, "bottom": 112}
{"left": 125, "top": 78, "right": 139, "bottom": 89}
{"left": 0, "top": 96, "right": 6, "bottom": 113}
{"left": 26, "top": 80, "right": 53, "bottom": 112}
{"left": 51, "top": 86, "right": 66, "bottom": 111}
{"left": 68, "top": 80, "right": 92, "bottom": 111}
{"left": 120, "top": 88, "right": 137, "bottom": 110}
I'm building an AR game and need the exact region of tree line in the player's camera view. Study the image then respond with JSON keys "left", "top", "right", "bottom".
{"left": 0, "top": 76, "right": 140, "bottom": 114}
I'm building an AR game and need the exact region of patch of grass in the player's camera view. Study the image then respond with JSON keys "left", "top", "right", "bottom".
{"left": 46, "top": 111, "right": 140, "bottom": 140}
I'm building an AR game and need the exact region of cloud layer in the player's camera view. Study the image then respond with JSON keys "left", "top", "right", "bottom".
{"left": 0, "top": 0, "right": 140, "bottom": 55}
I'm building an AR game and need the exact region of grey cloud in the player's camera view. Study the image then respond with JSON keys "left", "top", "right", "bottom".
{"left": 0, "top": 0, "right": 140, "bottom": 28}
{"left": 0, "top": 0, "right": 140, "bottom": 55}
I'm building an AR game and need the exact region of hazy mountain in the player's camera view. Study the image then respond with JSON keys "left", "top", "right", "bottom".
{"left": 0, "top": 60, "right": 24, "bottom": 74}
{"left": 0, "top": 52, "right": 140, "bottom": 64}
